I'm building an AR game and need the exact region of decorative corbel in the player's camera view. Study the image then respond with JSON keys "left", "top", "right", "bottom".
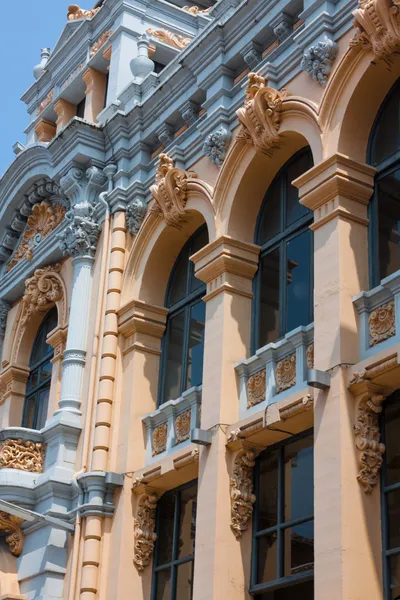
{"left": 236, "top": 73, "right": 287, "bottom": 156}
{"left": 230, "top": 446, "right": 257, "bottom": 539}
{"left": 133, "top": 490, "right": 158, "bottom": 571}
{"left": 21, "top": 263, "right": 64, "bottom": 326}
{"left": 0, "top": 511, "right": 24, "bottom": 556}
{"left": 150, "top": 154, "right": 197, "bottom": 228}
{"left": 350, "top": 0, "right": 400, "bottom": 64}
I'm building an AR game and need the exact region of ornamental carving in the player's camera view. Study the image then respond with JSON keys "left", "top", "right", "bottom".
{"left": 354, "top": 392, "right": 387, "bottom": 493}
{"left": 133, "top": 492, "right": 158, "bottom": 571}
{"left": 230, "top": 449, "right": 256, "bottom": 539}
{"left": 37, "top": 89, "right": 54, "bottom": 116}
{"left": 67, "top": 4, "right": 100, "bottom": 20}
{"left": 350, "top": 0, "right": 400, "bottom": 63}
{"left": 152, "top": 422, "right": 168, "bottom": 456}
{"left": 236, "top": 73, "right": 287, "bottom": 156}
{"left": 150, "top": 154, "right": 197, "bottom": 228}
{"left": 90, "top": 30, "right": 113, "bottom": 57}
{"left": 306, "top": 344, "right": 314, "bottom": 370}
{"left": 22, "top": 264, "right": 63, "bottom": 326}
{"left": 183, "top": 5, "right": 211, "bottom": 14}
{"left": 0, "top": 512, "right": 24, "bottom": 556}
{"left": 369, "top": 300, "right": 395, "bottom": 346}
{"left": 175, "top": 410, "right": 191, "bottom": 443}
{"left": 203, "top": 126, "right": 231, "bottom": 167}
{"left": 126, "top": 198, "right": 147, "bottom": 235}
{"left": 0, "top": 438, "right": 45, "bottom": 473}
{"left": 247, "top": 369, "right": 266, "bottom": 408}
{"left": 301, "top": 38, "right": 338, "bottom": 87}
{"left": 276, "top": 353, "right": 296, "bottom": 393}
{"left": 6, "top": 202, "right": 65, "bottom": 272}
{"left": 146, "top": 28, "right": 191, "bottom": 50}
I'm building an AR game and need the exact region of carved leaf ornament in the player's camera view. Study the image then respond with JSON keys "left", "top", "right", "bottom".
{"left": 354, "top": 393, "right": 386, "bottom": 493}
{"left": 133, "top": 493, "right": 158, "bottom": 571}
{"left": 236, "top": 73, "right": 287, "bottom": 155}
{"left": 230, "top": 449, "right": 256, "bottom": 538}
{"left": 22, "top": 264, "right": 63, "bottom": 326}
{"left": 146, "top": 28, "right": 191, "bottom": 50}
{"left": 0, "top": 438, "right": 45, "bottom": 473}
{"left": 351, "top": 0, "right": 400, "bottom": 63}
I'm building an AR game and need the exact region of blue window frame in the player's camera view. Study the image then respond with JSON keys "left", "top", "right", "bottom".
{"left": 158, "top": 226, "right": 208, "bottom": 407}
{"left": 252, "top": 148, "right": 314, "bottom": 353}
{"left": 251, "top": 430, "right": 314, "bottom": 599}
{"left": 368, "top": 78, "right": 400, "bottom": 288}
{"left": 152, "top": 480, "right": 197, "bottom": 600}
{"left": 21, "top": 307, "right": 57, "bottom": 430}
{"left": 381, "top": 392, "right": 400, "bottom": 600}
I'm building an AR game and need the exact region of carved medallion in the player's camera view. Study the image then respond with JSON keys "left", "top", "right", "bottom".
{"left": 133, "top": 493, "right": 158, "bottom": 571}
{"left": 152, "top": 422, "right": 168, "bottom": 456}
{"left": 0, "top": 438, "right": 45, "bottom": 473}
{"left": 0, "top": 512, "right": 24, "bottom": 556}
{"left": 175, "top": 410, "right": 191, "bottom": 443}
{"left": 369, "top": 300, "right": 395, "bottom": 346}
{"left": 230, "top": 449, "right": 256, "bottom": 538}
{"left": 247, "top": 369, "right": 266, "bottom": 408}
{"left": 276, "top": 353, "right": 296, "bottom": 393}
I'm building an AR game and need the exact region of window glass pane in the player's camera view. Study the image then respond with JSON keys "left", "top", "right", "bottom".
{"left": 385, "top": 398, "right": 400, "bottom": 486}
{"left": 155, "top": 568, "right": 172, "bottom": 600}
{"left": 257, "top": 533, "right": 278, "bottom": 584}
{"left": 388, "top": 489, "right": 400, "bottom": 550}
{"left": 377, "top": 170, "right": 400, "bottom": 281}
{"left": 157, "top": 494, "right": 176, "bottom": 565}
{"left": 258, "top": 450, "right": 279, "bottom": 530}
{"left": 26, "top": 369, "right": 39, "bottom": 391}
{"left": 22, "top": 396, "right": 36, "bottom": 429}
{"left": 286, "top": 230, "right": 312, "bottom": 333}
{"left": 258, "top": 248, "right": 280, "bottom": 348}
{"left": 389, "top": 554, "right": 400, "bottom": 599}
{"left": 169, "top": 248, "right": 189, "bottom": 307}
{"left": 286, "top": 151, "right": 312, "bottom": 228}
{"left": 372, "top": 85, "right": 400, "bottom": 165}
{"left": 40, "top": 360, "right": 53, "bottom": 381}
{"left": 178, "top": 484, "right": 197, "bottom": 559}
{"left": 189, "top": 228, "right": 208, "bottom": 293}
{"left": 176, "top": 561, "right": 194, "bottom": 600}
{"left": 35, "top": 386, "right": 50, "bottom": 430}
{"left": 284, "top": 521, "right": 314, "bottom": 577}
{"left": 256, "top": 579, "right": 314, "bottom": 600}
{"left": 258, "top": 178, "right": 282, "bottom": 245}
{"left": 163, "top": 312, "right": 185, "bottom": 403}
{"left": 284, "top": 436, "right": 314, "bottom": 522}
{"left": 186, "top": 302, "right": 205, "bottom": 390}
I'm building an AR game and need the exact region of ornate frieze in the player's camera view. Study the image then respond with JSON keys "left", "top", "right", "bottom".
{"left": 22, "top": 263, "right": 63, "bottom": 326}
{"left": 59, "top": 167, "right": 106, "bottom": 259}
{"left": 146, "top": 28, "right": 191, "bottom": 50}
{"left": 236, "top": 73, "right": 287, "bottom": 156}
{"left": 247, "top": 369, "right": 266, "bottom": 408}
{"left": 90, "top": 30, "right": 113, "bottom": 57}
{"left": 175, "top": 410, "right": 191, "bottom": 443}
{"left": 152, "top": 422, "right": 168, "bottom": 456}
{"left": 369, "top": 300, "right": 395, "bottom": 346}
{"left": 230, "top": 449, "right": 256, "bottom": 539}
{"left": 6, "top": 202, "right": 65, "bottom": 272}
{"left": 202, "top": 126, "right": 231, "bottom": 167}
{"left": 276, "top": 353, "right": 296, "bottom": 393}
{"left": 126, "top": 198, "right": 147, "bottom": 236}
{"left": 301, "top": 38, "right": 338, "bottom": 86}
{"left": 150, "top": 154, "right": 197, "bottom": 228}
{"left": 0, "top": 438, "right": 45, "bottom": 473}
{"left": 0, "top": 512, "right": 24, "bottom": 556}
{"left": 133, "top": 492, "right": 158, "bottom": 571}
{"left": 67, "top": 4, "right": 100, "bottom": 20}
{"left": 350, "top": 0, "right": 400, "bottom": 63}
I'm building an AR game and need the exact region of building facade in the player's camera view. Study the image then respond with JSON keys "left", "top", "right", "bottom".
{"left": 0, "top": 0, "right": 400, "bottom": 599}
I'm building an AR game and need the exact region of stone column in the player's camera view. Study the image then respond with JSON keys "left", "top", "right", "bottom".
{"left": 190, "top": 236, "right": 260, "bottom": 600}
{"left": 293, "top": 154, "right": 381, "bottom": 600}
{"left": 55, "top": 167, "right": 106, "bottom": 421}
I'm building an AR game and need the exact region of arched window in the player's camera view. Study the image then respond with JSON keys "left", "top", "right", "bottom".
{"left": 368, "top": 79, "right": 400, "bottom": 288}
{"left": 159, "top": 226, "right": 208, "bottom": 406}
{"left": 252, "top": 148, "right": 314, "bottom": 352}
{"left": 22, "top": 307, "right": 57, "bottom": 430}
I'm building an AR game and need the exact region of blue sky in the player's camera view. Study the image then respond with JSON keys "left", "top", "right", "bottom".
{"left": 0, "top": 1, "right": 71, "bottom": 176}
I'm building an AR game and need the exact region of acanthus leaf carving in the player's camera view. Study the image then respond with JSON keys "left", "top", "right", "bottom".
{"left": 0, "top": 438, "right": 45, "bottom": 473}
{"left": 236, "top": 73, "right": 287, "bottom": 156}
{"left": 133, "top": 492, "right": 158, "bottom": 571}
{"left": 230, "top": 449, "right": 256, "bottom": 539}
{"left": 369, "top": 300, "right": 395, "bottom": 346}
{"left": 350, "top": 0, "right": 400, "bottom": 63}
{"left": 0, "top": 511, "right": 24, "bottom": 556}
{"left": 22, "top": 263, "right": 63, "bottom": 326}
{"left": 150, "top": 154, "right": 197, "bottom": 228}
{"left": 67, "top": 4, "right": 101, "bottom": 20}
{"left": 146, "top": 28, "right": 192, "bottom": 50}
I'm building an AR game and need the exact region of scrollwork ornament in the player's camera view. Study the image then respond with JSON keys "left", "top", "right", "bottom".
{"left": 133, "top": 493, "right": 158, "bottom": 571}
{"left": 230, "top": 449, "right": 256, "bottom": 538}
{"left": 350, "top": 0, "right": 400, "bottom": 64}
{"left": 0, "top": 512, "right": 24, "bottom": 556}
{"left": 0, "top": 438, "right": 45, "bottom": 473}
{"left": 126, "top": 198, "right": 147, "bottom": 236}
{"left": 146, "top": 28, "right": 191, "bottom": 50}
{"left": 22, "top": 264, "right": 63, "bottom": 326}
{"left": 354, "top": 393, "right": 387, "bottom": 493}
{"left": 236, "top": 73, "right": 287, "bottom": 155}
{"left": 301, "top": 38, "right": 338, "bottom": 86}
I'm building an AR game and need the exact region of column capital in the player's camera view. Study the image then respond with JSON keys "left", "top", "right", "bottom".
{"left": 191, "top": 235, "right": 260, "bottom": 302}
{"left": 293, "top": 153, "right": 376, "bottom": 231}
{"left": 58, "top": 166, "right": 107, "bottom": 259}
{"left": 118, "top": 299, "right": 168, "bottom": 355}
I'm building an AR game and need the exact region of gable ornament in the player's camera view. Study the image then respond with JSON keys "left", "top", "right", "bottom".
{"left": 150, "top": 154, "right": 197, "bottom": 228}
{"left": 350, "top": 0, "right": 400, "bottom": 63}
{"left": 236, "top": 73, "right": 287, "bottom": 156}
